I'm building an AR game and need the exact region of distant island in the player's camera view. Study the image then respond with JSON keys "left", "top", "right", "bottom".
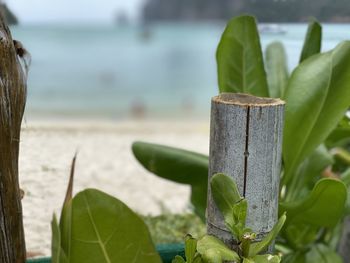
{"left": 142, "top": 0, "right": 350, "bottom": 23}
{"left": 1, "top": 3, "right": 18, "bottom": 25}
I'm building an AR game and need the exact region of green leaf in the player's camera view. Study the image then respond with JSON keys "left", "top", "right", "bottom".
{"left": 298, "top": 144, "right": 333, "bottom": 186}
{"left": 306, "top": 244, "right": 343, "bottom": 263}
{"left": 249, "top": 254, "right": 281, "bottom": 263}
{"left": 132, "top": 141, "right": 208, "bottom": 220}
{"left": 327, "top": 127, "right": 350, "bottom": 148}
{"left": 332, "top": 147, "right": 350, "bottom": 166}
{"left": 283, "top": 41, "right": 350, "bottom": 185}
{"left": 191, "top": 185, "right": 208, "bottom": 220}
{"left": 340, "top": 167, "right": 350, "bottom": 186}
{"left": 248, "top": 213, "right": 286, "bottom": 257}
{"left": 51, "top": 214, "right": 68, "bottom": 263}
{"left": 285, "top": 144, "right": 333, "bottom": 201}
{"left": 265, "top": 41, "right": 289, "bottom": 98}
{"left": 197, "top": 235, "right": 240, "bottom": 262}
{"left": 216, "top": 15, "right": 268, "bottom": 96}
{"left": 210, "top": 173, "right": 242, "bottom": 227}
{"left": 185, "top": 235, "right": 197, "bottom": 263}
{"left": 326, "top": 115, "right": 350, "bottom": 147}
{"left": 280, "top": 179, "right": 347, "bottom": 227}
{"left": 300, "top": 19, "right": 322, "bottom": 63}
{"left": 59, "top": 155, "right": 77, "bottom": 260}
{"left": 67, "top": 189, "right": 161, "bottom": 263}
{"left": 283, "top": 224, "right": 319, "bottom": 248}
{"left": 172, "top": 255, "right": 186, "bottom": 263}
{"left": 201, "top": 249, "right": 222, "bottom": 263}
{"left": 193, "top": 256, "right": 204, "bottom": 263}
{"left": 233, "top": 199, "right": 248, "bottom": 226}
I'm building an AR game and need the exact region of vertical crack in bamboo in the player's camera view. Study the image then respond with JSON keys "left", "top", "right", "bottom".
{"left": 243, "top": 106, "right": 250, "bottom": 197}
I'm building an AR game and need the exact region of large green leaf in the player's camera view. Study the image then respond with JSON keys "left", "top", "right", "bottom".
{"left": 280, "top": 179, "right": 347, "bottom": 227}
{"left": 65, "top": 189, "right": 161, "bottom": 263}
{"left": 210, "top": 173, "right": 242, "bottom": 227}
{"left": 283, "top": 41, "right": 350, "bottom": 185}
{"left": 197, "top": 235, "right": 240, "bottom": 262}
{"left": 216, "top": 15, "right": 268, "bottom": 96}
{"left": 299, "top": 19, "right": 322, "bottom": 63}
{"left": 248, "top": 213, "right": 286, "bottom": 257}
{"left": 265, "top": 41, "right": 289, "bottom": 98}
{"left": 132, "top": 141, "right": 208, "bottom": 220}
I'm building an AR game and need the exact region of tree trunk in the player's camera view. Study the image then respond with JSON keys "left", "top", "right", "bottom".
{"left": 0, "top": 13, "right": 27, "bottom": 262}
{"left": 207, "top": 93, "right": 284, "bottom": 249}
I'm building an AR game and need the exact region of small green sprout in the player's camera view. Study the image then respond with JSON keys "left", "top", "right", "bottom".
{"left": 173, "top": 173, "right": 286, "bottom": 263}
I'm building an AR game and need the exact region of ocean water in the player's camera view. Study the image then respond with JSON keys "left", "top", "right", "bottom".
{"left": 10, "top": 23, "right": 350, "bottom": 119}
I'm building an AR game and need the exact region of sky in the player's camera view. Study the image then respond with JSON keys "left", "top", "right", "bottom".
{"left": 6, "top": 0, "right": 145, "bottom": 24}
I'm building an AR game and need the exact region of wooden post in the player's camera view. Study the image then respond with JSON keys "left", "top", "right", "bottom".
{"left": 338, "top": 217, "right": 350, "bottom": 262}
{"left": 0, "top": 13, "right": 27, "bottom": 262}
{"left": 207, "top": 93, "right": 285, "bottom": 249}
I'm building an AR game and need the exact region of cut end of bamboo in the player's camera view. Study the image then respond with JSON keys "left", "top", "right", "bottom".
{"left": 212, "top": 93, "right": 285, "bottom": 107}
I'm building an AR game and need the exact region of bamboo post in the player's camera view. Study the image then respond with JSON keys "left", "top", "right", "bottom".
{"left": 0, "top": 13, "right": 27, "bottom": 262}
{"left": 207, "top": 93, "right": 285, "bottom": 249}
{"left": 338, "top": 217, "right": 350, "bottom": 262}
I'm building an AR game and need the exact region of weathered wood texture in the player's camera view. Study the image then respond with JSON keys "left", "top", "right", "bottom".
{"left": 338, "top": 217, "right": 350, "bottom": 263}
{"left": 0, "top": 13, "right": 27, "bottom": 263}
{"left": 207, "top": 93, "right": 284, "bottom": 248}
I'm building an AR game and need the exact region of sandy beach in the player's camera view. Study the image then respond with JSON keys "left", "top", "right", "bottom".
{"left": 19, "top": 118, "right": 210, "bottom": 256}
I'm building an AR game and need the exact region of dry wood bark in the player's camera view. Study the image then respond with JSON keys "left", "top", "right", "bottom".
{"left": 207, "top": 93, "right": 284, "bottom": 249}
{"left": 0, "top": 13, "right": 27, "bottom": 263}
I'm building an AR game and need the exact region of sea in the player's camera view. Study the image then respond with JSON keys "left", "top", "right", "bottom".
{"left": 10, "top": 23, "right": 350, "bottom": 119}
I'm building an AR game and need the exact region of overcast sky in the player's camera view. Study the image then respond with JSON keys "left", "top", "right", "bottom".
{"left": 6, "top": 0, "right": 145, "bottom": 24}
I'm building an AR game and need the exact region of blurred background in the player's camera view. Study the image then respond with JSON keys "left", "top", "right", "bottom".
{"left": 3, "top": 0, "right": 350, "bottom": 120}
{"left": 3, "top": 0, "right": 350, "bottom": 256}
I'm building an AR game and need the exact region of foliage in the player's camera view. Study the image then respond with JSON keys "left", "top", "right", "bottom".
{"left": 172, "top": 235, "right": 204, "bottom": 263}
{"left": 282, "top": 41, "right": 350, "bottom": 187}
{"left": 143, "top": 213, "right": 206, "bottom": 244}
{"left": 173, "top": 174, "right": 285, "bottom": 263}
{"left": 216, "top": 15, "right": 268, "bottom": 97}
{"left": 132, "top": 15, "right": 350, "bottom": 262}
{"left": 52, "top": 158, "right": 161, "bottom": 263}
{"left": 299, "top": 19, "right": 322, "bottom": 63}
{"left": 132, "top": 141, "right": 208, "bottom": 220}
{"left": 265, "top": 41, "right": 289, "bottom": 98}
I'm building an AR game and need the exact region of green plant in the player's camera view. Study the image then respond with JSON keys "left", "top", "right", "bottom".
{"left": 132, "top": 15, "right": 350, "bottom": 262}
{"left": 143, "top": 213, "right": 206, "bottom": 244}
{"left": 51, "top": 157, "right": 161, "bottom": 263}
{"left": 132, "top": 142, "right": 208, "bottom": 220}
{"left": 173, "top": 173, "right": 286, "bottom": 263}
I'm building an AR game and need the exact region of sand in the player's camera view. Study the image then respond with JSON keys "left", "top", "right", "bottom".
{"left": 19, "top": 118, "right": 210, "bottom": 256}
